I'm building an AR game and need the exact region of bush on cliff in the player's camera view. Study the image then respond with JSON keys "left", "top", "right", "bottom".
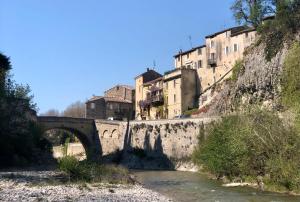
{"left": 281, "top": 42, "right": 300, "bottom": 132}
{"left": 193, "top": 109, "right": 300, "bottom": 191}
{"left": 231, "top": 59, "right": 244, "bottom": 82}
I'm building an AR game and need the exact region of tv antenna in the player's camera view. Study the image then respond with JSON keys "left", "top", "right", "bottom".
{"left": 188, "top": 35, "right": 193, "bottom": 48}
{"left": 153, "top": 60, "right": 156, "bottom": 69}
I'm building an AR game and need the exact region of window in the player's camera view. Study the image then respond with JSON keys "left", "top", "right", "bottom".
{"left": 225, "top": 46, "right": 229, "bottom": 55}
{"left": 194, "top": 62, "right": 197, "bottom": 69}
{"left": 211, "top": 53, "right": 216, "bottom": 60}
{"left": 198, "top": 48, "right": 202, "bottom": 55}
{"left": 177, "top": 57, "right": 180, "bottom": 62}
{"left": 187, "top": 64, "right": 191, "bottom": 69}
{"left": 174, "top": 94, "right": 176, "bottom": 103}
{"left": 210, "top": 41, "right": 215, "bottom": 48}
{"left": 91, "top": 103, "right": 95, "bottom": 109}
{"left": 198, "top": 60, "right": 202, "bottom": 68}
{"left": 173, "top": 80, "right": 176, "bottom": 88}
{"left": 245, "top": 32, "right": 249, "bottom": 38}
{"left": 234, "top": 44, "right": 238, "bottom": 52}
{"left": 187, "top": 53, "right": 189, "bottom": 59}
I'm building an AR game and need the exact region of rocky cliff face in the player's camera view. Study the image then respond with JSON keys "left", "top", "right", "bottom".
{"left": 209, "top": 41, "right": 293, "bottom": 115}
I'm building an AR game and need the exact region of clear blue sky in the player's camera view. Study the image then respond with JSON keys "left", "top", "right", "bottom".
{"left": 0, "top": 0, "right": 236, "bottom": 114}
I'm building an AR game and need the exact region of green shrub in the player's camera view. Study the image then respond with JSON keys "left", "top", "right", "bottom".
{"left": 183, "top": 108, "right": 198, "bottom": 116}
{"left": 281, "top": 42, "right": 300, "bottom": 108}
{"left": 193, "top": 109, "right": 300, "bottom": 191}
{"left": 256, "top": 1, "right": 300, "bottom": 61}
{"left": 231, "top": 59, "right": 244, "bottom": 82}
{"left": 58, "top": 156, "right": 130, "bottom": 184}
{"left": 58, "top": 156, "right": 91, "bottom": 181}
{"left": 281, "top": 42, "right": 300, "bottom": 132}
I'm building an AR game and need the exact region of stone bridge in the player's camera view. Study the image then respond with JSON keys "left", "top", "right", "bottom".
{"left": 37, "top": 116, "right": 101, "bottom": 160}
{"left": 37, "top": 116, "right": 219, "bottom": 164}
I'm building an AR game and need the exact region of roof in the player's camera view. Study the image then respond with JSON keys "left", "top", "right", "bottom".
{"left": 143, "top": 77, "right": 163, "bottom": 86}
{"left": 103, "top": 97, "right": 132, "bottom": 104}
{"left": 86, "top": 96, "right": 132, "bottom": 104}
{"left": 174, "top": 45, "right": 206, "bottom": 58}
{"left": 104, "top": 84, "right": 134, "bottom": 94}
{"left": 205, "top": 26, "right": 254, "bottom": 39}
{"left": 231, "top": 27, "right": 256, "bottom": 37}
{"left": 164, "top": 67, "right": 196, "bottom": 76}
{"left": 87, "top": 96, "right": 103, "bottom": 102}
{"left": 135, "top": 69, "right": 162, "bottom": 83}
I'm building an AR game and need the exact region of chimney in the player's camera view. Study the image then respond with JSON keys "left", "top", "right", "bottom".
{"left": 147, "top": 68, "right": 150, "bottom": 72}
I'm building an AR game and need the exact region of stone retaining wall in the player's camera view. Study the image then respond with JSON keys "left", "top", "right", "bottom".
{"left": 96, "top": 117, "right": 218, "bottom": 160}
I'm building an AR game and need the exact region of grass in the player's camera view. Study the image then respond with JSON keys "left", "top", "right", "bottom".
{"left": 58, "top": 156, "right": 132, "bottom": 184}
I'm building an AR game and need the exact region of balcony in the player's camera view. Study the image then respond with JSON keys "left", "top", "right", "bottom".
{"left": 208, "top": 58, "right": 217, "bottom": 67}
{"left": 139, "top": 100, "right": 151, "bottom": 108}
{"left": 151, "top": 95, "right": 164, "bottom": 105}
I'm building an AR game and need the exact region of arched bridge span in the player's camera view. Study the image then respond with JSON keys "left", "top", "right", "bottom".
{"left": 37, "top": 116, "right": 101, "bottom": 160}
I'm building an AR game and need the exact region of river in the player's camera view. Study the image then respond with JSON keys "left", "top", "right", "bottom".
{"left": 134, "top": 171, "right": 300, "bottom": 202}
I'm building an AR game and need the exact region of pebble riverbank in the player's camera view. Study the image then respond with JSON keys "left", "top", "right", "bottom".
{"left": 0, "top": 171, "right": 173, "bottom": 202}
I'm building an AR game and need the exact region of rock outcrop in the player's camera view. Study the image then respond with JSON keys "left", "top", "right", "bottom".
{"left": 208, "top": 39, "right": 295, "bottom": 115}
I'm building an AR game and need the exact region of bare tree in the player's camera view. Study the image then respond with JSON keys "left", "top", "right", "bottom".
{"left": 63, "top": 101, "right": 85, "bottom": 118}
{"left": 40, "top": 109, "right": 60, "bottom": 116}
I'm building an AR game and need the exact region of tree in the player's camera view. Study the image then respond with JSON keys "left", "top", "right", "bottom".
{"left": 63, "top": 101, "right": 85, "bottom": 118}
{"left": 40, "top": 109, "right": 60, "bottom": 116}
{"left": 0, "top": 53, "right": 52, "bottom": 167}
{"left": 0, "top": 53, "right": 11, "bottom": 96}
{"left": 231, "top": 0, "right": 276, "bottom": 27}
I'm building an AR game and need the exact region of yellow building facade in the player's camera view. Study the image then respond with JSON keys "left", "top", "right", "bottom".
{"left": 174, "top": 26, "right": 256, "bottom": 107}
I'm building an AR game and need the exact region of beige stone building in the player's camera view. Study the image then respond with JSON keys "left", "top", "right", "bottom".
{"left": 163, "top": 68, "right": 199, "bottom": 119}
{"left": 174, "top": 26, "right": 256, "bottom": 107}
{"left": 135, "top": 69, "right": 163, "bottom": 120}
{"left": 86, "top": 85, "right": 135, "bottom": 120}
{"left": 133, "top": 26, "right": 257, "bottom": 120}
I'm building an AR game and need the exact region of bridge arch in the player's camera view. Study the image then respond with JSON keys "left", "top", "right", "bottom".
{"left": 37, "top": 116, "right": 101, "bottom": 160}
{"left": 111, "top": 129, "right": 119, "bottom": 139}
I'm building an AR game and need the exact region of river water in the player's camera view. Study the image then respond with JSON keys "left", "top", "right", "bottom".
{"left": 134, "top": 171, "right": 300, "bottom": 202}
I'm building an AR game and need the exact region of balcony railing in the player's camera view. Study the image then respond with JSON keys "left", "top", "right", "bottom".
{"left": 139, "top": 95, "right": 164, "bottom": 108}
{"left": 208, "top": 58, "right": 217, "bottom": 67}
{"left": 151, "top": 95, "right": 164, "bottom": 103}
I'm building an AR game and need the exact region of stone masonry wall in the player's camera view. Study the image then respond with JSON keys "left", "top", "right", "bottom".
{"left": 95, "top": 117, "right": 218, "bottom": 160}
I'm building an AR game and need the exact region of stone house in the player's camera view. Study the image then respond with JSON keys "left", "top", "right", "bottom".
{"left": 163, "top": 68, "right": 199, "bottom": 119}
{"left": 174, "top": 26, "right": 256, "bottom": 107}
{"left": 135, "top": 68, "right": 163, "bottom": 120}
{"left": 86, "top": 85, "right": 135, "bottom": 120}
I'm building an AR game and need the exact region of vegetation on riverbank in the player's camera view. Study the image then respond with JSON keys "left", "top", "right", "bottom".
{"left": 193, "top": 19, "right": 300, "bottom": 193}
{"left": 58, "top": 156, "right": 132, "bottom": 184}
{"left": 0, "top": 53, "right": 52, "bottom": 168}
{"left": 193, "top": 109, "right": 300, "bottom": 192}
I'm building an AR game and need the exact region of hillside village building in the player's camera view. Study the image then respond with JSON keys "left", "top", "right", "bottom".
{"left": 135, "top": 68, "right": 198, "bottom": 120}
{"left": 135, "top": 26, "right": 257, "bottom": 120}
{"left": 135, "top": 69, "right": 163, "bottom": 120}
{"left": 163, "top": 68, "right": 199, "bottom": 119}
{"left": 174, "top": 26, "right": 256, "bottom": 107}
{"left": 86, "top": 85, "right": 135, "bottom": 120}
